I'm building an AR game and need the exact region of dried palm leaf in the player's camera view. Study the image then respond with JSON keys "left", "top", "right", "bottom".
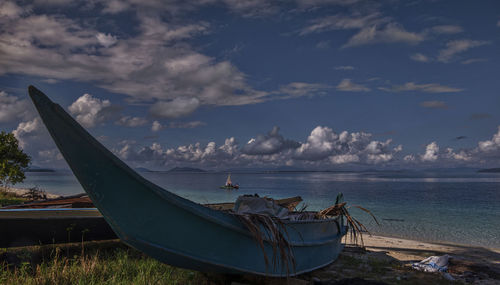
{"left": 316, "top": 193, "right": 379, "bottom": 248}
{"left": 236, "top": 213, "right": 296, "bottom": 277}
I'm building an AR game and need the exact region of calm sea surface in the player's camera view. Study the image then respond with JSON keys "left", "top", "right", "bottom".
{"left": 19, "top": 170, "right": 500, "bottom": 249}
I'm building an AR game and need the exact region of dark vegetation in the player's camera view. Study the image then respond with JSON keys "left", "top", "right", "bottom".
{"left": 0, "top": 131, "right": 31, "bottom": 188}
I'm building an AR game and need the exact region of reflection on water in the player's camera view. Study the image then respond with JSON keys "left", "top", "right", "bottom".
{"left": 19, "top": 170, "right": 500, "bottom": 248}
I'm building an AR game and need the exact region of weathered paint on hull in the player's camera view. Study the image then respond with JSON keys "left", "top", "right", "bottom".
{"left": 28, "top": 86, "right": 345, "bottom": 277}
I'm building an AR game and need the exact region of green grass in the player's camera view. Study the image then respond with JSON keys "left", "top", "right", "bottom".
{"left": 0, "top": 241, "right": 461, "bottom": 285}
{"left": 0, "top": 241, "right": 207, "bottom": 285}
{"left": 0, "top": 191, "right": 26, "bottom": 207}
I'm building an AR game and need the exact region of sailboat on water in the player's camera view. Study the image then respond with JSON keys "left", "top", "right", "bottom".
{"left": 220, "top": 173, "right": 239, "bottom": 189}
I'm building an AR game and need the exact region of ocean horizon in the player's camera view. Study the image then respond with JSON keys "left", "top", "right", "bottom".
{"left": 18, "top": 169, "right": 500, "bottom": 249}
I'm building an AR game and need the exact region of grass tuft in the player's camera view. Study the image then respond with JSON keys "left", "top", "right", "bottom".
{"left": 0, "top": 241, "right": 205, "bottom": 285}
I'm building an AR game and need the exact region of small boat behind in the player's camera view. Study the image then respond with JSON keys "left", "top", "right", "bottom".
{"left": 220, "top": 173, "right": 239, "bottom": 189}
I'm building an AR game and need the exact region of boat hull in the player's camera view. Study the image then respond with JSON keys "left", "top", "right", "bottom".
{"left": 27, "top": 86, "right": 345, "bottom": 276}
{"left": 0, "top": 208, "right": 116, "bottom": 247}
{"left": 219, "top": 186, "right": 239, "bottom": 189}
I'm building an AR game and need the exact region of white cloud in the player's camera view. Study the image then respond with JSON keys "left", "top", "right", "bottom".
{"left": 116, "top": 116, "right": 148, "bottom": 127}
{"left": 96, "top": 33, "right": 117, "bottom": 48}
{"left": 478, "top": 126, "right": 500, "bottom": 153}
{"left": 241, "top": 126, "right": 300, "bottom": 155}
{"left": 329, "top": 154, "right": 359, "bottom": 164}
{"left": 343, "top": 23, "right": 424, "bottom": 48}
{"left": 336, "top": 79, "right": 370, "bottom": 92}
{"left": 295, "top": 126, "right": 342, "bottom": 160}
{"left": 334, "top": 65, "right": 355, "bottom": 70}
{"left": 404, "top": 154, "right": 415, "bottom": 162}
{"left": 41, "top": 78, "right": 59, "bottom": 84}
{"left": 101, "top": 0, "right": 130, "bottom": 14}
{"left": 12, "top": 118, "right": 42, "bottom": 148}
{"left": 379, "top": 82, "right": 462, "bottom": 93}
{"left": 32, "top": 0, "right": 74, "bottom": 6}
{"left": 277, "top": 82, "right": 331, "bottom": 98}
{"left": 421, "top": 142, "right": 439, "bottom": 162}
{"left": 0, "top": 91, "right": 33, "bottom": 123}
{"left": 115, "top": 125, "right": 405, "bottom": 168}
{"left": 151, "top": 120, "right": 206, "bottom": 132}
{"left": 168, "top": 121, "right": 206, "bottom": 129}
{"left": 444, "top": 148, "right": 471, "bottom": 162}
{"left": 410, "top": 53, "right": 430, "bottom": 62}
{"left": 68, "top": 94, "right": 116, "bottom": 128}
{"left": 10, "top": 117, "right": 66, "bottom": 167}
{"left": 150, "top": 97, "right": 200, "bottom": 119}
{"left": 151, "top": 120, "right": 162, "bottom": 132}
{"left": 110, "top": 124, "right": 500, "bottom": 169}
{"left": 299, "top": 12, "right": 384, "bottom": 35}
{"left": 497, "top": 19, "right": 500, "bottom": 27}
{"left": 294, "top": 126, "right": 398, "bottom": 164}
{"left": 0, "top": 1, "right": 24, "bottom": 18}
{"left": 0, "top": 3, "right": 346, "bottom": 119}
{"left": 316, "top": 40, "right": 331, "bottom": 49}
{"left": 419, "top": 101, "right": 448, "bottom": 109}
{"left": 399, "top": 126, "right": 500, "bottom": 167}
{"left": 295, "top": 0, "right": 360, "bottom": 8}
{"left": 222, "top": 0, "right": 278, "bottom": 17}
{"left": 461, "top": 58, "right": 487, "bottom": 65}
{"left": 429, "top": 25, "right": 463, "bottom": 35}
{"left": 0, "top": 7, "right": 288, "bottom": 117}
{"left": 37, "top": 148, "right": 63, "bottom": 163}
{"left": 299, "top": 11, "right": 424, "bottom": 48}
{"left": 437, "top": 39, "right": 489, "bottom": 63}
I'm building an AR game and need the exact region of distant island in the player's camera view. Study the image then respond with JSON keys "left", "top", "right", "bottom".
{"left": 168, "top": 167, "right": 206, "bottom": 173}
{"left": 26, "top": 167, "right": 55, "bottom": 172}
{"left": 477, "top": 168, "right": 500, "bottom": 173}
{"left": 135, "top": 167, "right": 153, "bottom": 172}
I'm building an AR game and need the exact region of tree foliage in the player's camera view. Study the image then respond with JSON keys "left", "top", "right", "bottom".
{"left": 0, "top": 131, "right": 31, "bottom": 188}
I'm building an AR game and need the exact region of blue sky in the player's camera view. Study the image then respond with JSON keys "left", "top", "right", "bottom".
{"left": 1, "top": 0, "right": 499, "bottom": 170}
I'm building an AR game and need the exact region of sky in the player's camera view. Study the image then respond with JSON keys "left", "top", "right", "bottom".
{"left": 0, "top": 0, "right": 499, "bottom": 170}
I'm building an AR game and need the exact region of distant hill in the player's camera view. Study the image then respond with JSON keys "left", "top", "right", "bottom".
{"left": 26, "top": 166, "right": 55, "bottom": 172}
{"left": 478, "top": 168, "right": 500, "bottom": 173}
{"left": 168, "top": 167, "right": 206, "bottom": 173}
{"left": 135, "top": 167, "right": 153, "bottom": 172}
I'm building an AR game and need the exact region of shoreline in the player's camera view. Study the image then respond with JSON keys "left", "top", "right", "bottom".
{"left": 366, "top": 231, "right": 500, "bottom": 256}
{"left": 0, "top": 186, "right": 61, "bottom": 199}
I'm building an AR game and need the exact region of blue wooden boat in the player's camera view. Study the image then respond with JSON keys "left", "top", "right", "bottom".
{"left": 27, "top": 86, "right": 346, "bottom": 277}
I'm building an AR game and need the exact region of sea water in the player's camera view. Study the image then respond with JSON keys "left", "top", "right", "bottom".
{"left": 19, "top": 170, "right": 500, "bottom": 249}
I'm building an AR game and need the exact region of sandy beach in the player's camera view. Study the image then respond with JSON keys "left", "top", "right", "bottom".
{"left": 362, "top": 234, "right": 500, "bottom": 266}
{"left": 323, "top": 234, "right": 500, "bottom": 284}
